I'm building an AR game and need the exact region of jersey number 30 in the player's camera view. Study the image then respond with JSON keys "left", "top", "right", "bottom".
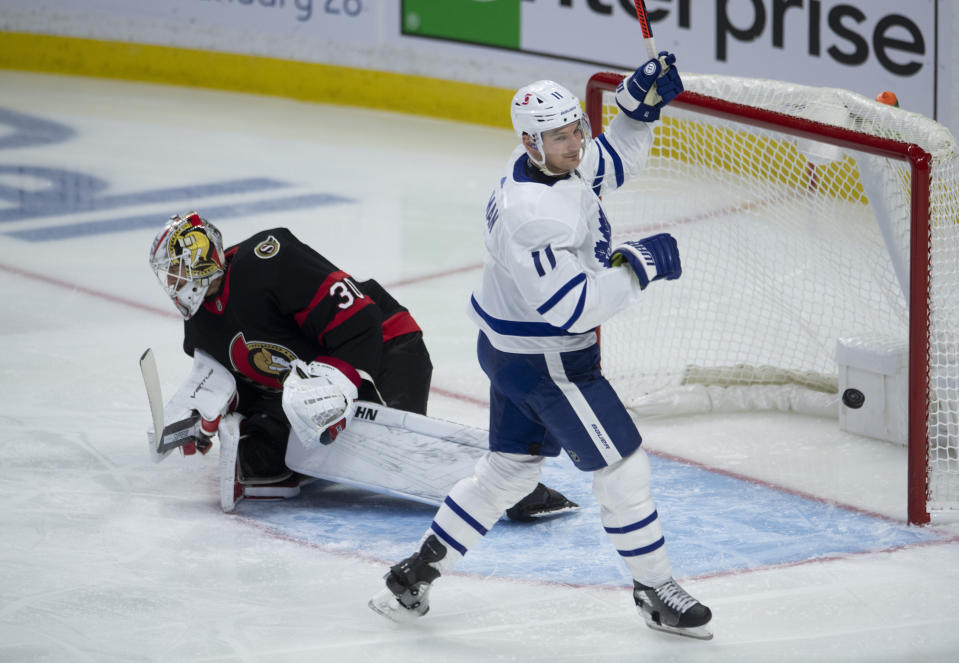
{"left": 330, "top": 277, "right": 365, "bottom": 309}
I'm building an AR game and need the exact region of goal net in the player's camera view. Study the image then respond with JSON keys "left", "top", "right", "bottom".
{"left": 586, "top": 72, "right": 959, "bottom": 524}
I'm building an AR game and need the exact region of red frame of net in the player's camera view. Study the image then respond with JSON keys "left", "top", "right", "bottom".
{"left": 586, "top": 72, "right": 934, "bottom": 524}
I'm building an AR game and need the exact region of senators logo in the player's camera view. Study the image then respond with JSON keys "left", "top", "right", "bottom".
{"left": 165, "top": 224, "right": 222, "bottom": 278}
{"left": 254, "top": 235, "right": 281, "bottom": 259}
{"left": 229, "top": 332, "right": 297, "bottom": 390}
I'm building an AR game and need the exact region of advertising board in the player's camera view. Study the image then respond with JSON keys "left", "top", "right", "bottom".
{"left": 402, "top": 0, "right": 939, "bottom": 120}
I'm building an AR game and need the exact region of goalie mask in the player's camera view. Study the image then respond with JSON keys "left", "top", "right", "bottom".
{"left": 510, "top": 80, "right": 591, "bottom": 170}
{"left": 150, "top": 212, "right": 225, "bottom": 319}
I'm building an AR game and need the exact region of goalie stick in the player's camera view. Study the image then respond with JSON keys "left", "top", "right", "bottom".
{"left": 139, "top": 348, "right": 204, "bottom": 462}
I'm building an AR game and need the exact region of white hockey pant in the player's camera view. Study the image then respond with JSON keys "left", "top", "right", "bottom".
{"left": 593, "top": 448, "right": 673, "bottom": 587}
{"left": 427, "top": 451, "right": 544, "bottom": 572}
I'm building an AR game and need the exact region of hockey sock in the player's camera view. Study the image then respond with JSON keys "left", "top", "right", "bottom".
{"left": 428, "top": 452, "right": 544, "bottom": 569}
{"left": 593, "top": 449, "right": 673, "bottom": 586}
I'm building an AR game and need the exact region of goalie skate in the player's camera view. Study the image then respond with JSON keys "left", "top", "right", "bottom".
{"left": 634, "top": 579, "right": 713, "bottom": 640}
{"left": 506, "top": 482, "right": 578, "bottom": 521}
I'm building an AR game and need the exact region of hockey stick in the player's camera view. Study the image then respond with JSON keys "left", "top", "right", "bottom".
{"left": 139, "top": 348, "right": 202, "bottom": 462}
{"left": 632, "top": 0, "right": 658, "bottom": 59}
{"left": 139, "top": 348, "right": 169, "bottom": 462}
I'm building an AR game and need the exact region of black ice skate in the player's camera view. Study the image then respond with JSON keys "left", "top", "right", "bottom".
{"left": 506, "top": 483, "right": 579, "bottom": 522}
{"left": 369, "top": 535, "right": 446, "bottom": 622}
{"left": 633, "top": 578, "right": 713, "bottom": 640}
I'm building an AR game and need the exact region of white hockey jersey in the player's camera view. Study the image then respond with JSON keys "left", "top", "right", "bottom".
{"left": 468, "top": 113, "right": 656, "bottom": 354}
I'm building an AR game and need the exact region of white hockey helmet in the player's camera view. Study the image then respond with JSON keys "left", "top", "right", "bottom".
{"left": 510, "top": 80, "right": 591, "bottom": 167}
{"left": 150, "top": 211, "right": 225, "bottom": 319}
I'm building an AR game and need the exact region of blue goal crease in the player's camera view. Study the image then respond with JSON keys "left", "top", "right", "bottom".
{"left": 238, "top": 454, "right": 946, "bottom": 586}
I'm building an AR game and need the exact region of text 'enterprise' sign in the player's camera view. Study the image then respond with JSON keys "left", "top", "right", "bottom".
{"left": 401, "top": 0, "right": 937, "bottom": 118}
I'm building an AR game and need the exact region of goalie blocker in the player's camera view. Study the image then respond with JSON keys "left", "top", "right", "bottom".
{"left": 141, "top": 348, "right": 236, "bottom": 462}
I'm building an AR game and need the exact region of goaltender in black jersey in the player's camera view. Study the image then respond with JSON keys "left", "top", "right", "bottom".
{"left": 148, "top": 211, "right": 575, "bottom": 519}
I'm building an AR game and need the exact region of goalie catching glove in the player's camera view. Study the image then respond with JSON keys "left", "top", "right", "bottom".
{"left": 282, "top": 358, "right": 361, "bottom": 449}
{"left": 615, "top": 51, "right": 684, "bottom": 122}
{"left": 611, "top": 233, "right": 682, "bottom": 289}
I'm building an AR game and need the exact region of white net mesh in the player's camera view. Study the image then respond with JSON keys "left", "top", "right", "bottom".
{"left": 590, "top": 73, "right": 959, "bottom": 517}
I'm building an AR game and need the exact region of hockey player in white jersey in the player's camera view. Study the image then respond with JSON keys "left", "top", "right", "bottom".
{"left": 370, "top": 52, "right": 713, "bottom": 639}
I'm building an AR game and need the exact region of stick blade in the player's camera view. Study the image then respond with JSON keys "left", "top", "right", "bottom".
{"left": 139, "top": 348, "right": 173, "bottom": 463}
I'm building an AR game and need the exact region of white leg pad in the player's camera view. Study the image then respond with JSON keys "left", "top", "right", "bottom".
{"left": 218, "top": 413, "right": 244, "bottom": 513}
{"left": 429, "top": 452, "right": 544, "bottom": 570}
{"left": 593, "top": 448, "right": 673, "bottom": 586}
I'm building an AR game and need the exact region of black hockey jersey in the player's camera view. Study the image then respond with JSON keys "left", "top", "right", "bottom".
{"left": 183, "top": 228, "right": 420, "bottom": 401}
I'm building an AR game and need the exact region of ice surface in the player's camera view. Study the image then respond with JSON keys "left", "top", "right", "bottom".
{"left": 1, "top": 70, "right": 958, "bottom": 662}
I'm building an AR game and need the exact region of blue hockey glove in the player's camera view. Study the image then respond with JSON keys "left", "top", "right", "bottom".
{"left": 656, "top": 64, "right": 684, "bottom": 108}
{"left": 610, "top": 233, "right": 682, "bottom": 289}
{"left": 615, "top": 52, "right": 684, "bottom": 122}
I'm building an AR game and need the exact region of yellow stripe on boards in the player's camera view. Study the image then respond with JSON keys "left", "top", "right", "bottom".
{"left": 0, "top": 31, "right": 514, "bottom": 129}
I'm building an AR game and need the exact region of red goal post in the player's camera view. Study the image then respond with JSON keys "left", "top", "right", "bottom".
{"left": 586, "top": 72, "right": 959, "bottom": 525}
